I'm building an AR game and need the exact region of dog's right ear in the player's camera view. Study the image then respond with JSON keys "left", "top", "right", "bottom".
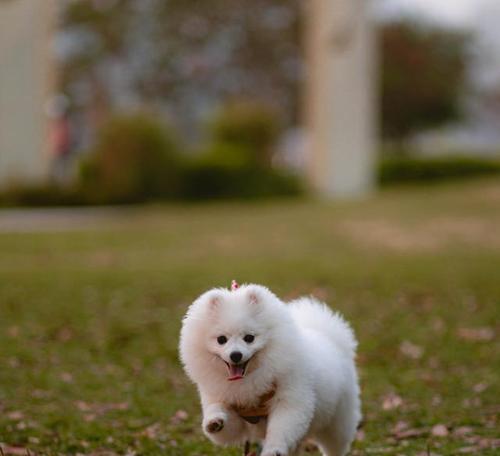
{"left": 204, "top": 290, "right": 222, "bottom": 311}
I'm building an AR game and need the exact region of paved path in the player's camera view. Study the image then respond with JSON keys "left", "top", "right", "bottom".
{"left": 0, "top": 207, "right": 129, "bottom": 232}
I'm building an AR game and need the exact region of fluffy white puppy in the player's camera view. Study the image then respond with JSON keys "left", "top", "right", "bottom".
{"left": 179, "top": 283, "right": 361, "bottom": 456}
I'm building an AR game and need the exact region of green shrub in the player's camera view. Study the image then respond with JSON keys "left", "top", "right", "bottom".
{"left": 208, "top": 101, "right": 281, "bottom": 167}
{"left": 197, "top": 143, "right": 257, "bottom": 169}
{"left": 0, "top": 183, "right": 84, "bottom": 207}
{"left": 181, "top": 100, "right": 302, "bottom": 200}
{"left": 182, "top": 156, "right": 302, "bottom": 200}
{"left": 79, "top": 113, "right": 181, "bottom": 203}
{"left": 379, "top": 156, "right": 500, "bottom": 185}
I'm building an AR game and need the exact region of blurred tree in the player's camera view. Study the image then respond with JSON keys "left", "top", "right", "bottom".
{"left": 60, "top": 0, "right": 302, "bottom": 131}
{"left": 208, "top": 100, "right": 282, "bottom": 167}
{"left": 61, "top": 4, "right": 470, "bottom": 146}
{"left": 79, "top": 113, "right": 181, "bottom": 203}
{"left": 381, "top": 20, "right": 468, "bottom": 142}
{"left": 59, "top": 0, "right": 136, "bottom": 124}
{"left": 142, "top": 1, "right": 302, "bottom": 111}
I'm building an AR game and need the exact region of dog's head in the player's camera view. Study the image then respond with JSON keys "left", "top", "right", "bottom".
{"left": 180, "top": 284, "right": 287, "bottom": 384}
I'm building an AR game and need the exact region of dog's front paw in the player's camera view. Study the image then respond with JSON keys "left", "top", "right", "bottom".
{"left": 261, "top": 447, "right": 287, "bottom": 456}
{"left": 204, "top": 416, "right": 225, "bottom": 434}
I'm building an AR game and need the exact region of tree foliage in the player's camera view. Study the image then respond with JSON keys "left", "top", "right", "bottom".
{"left": 79, "top": 113, "right": 181, "bottom": 203}
{"left": 60, "top": 4, "right": 469, "bottom": 141}
{"left": 60, "top": 0, "right": 302, "bottom": 127}
{"left": 208, "top": 100, "right": 282, "bottom": 167}
{"left": 381, "top": 20, "right": 468, "bottom": 141}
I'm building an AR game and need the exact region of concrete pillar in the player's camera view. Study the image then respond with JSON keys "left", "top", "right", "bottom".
{"left": 306, "top": 0, "right": 377, "bottom": 198}
{"left": 0, "top": 0, "right": 55, "bottom": 187}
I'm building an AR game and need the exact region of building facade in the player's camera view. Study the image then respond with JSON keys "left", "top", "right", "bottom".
{"left": 306, "top": 0, "right": 377, "bottom": 197}
{"left": 0, "top": 0, "right": 55, "bottom": 187}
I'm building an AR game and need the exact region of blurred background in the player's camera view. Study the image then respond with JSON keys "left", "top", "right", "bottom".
{"left": 1, "top": 0, "right": 500, "bottom": 203}
{"left": 0, "top": 1, "right": 499, "bottom": 455}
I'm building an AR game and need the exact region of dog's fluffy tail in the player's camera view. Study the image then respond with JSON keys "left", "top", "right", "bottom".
{"left": 288, "top": 297, "right": 358, "bottom": 357}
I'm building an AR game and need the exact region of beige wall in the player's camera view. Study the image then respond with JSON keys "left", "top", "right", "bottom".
{"left": 0, "top": 0, "right": 55, "bottom": 186}
{"left": 306, "top": 0, "right": 377, "bottom": 197}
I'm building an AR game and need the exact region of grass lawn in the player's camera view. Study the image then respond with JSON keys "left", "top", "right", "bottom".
{"left": 0, "top": 178, "right": 499, "bottom": 455}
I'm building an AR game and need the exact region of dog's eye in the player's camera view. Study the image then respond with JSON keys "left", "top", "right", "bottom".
{"left": 243, "top": 334, "right": 255, "bottom": 343}
{"left": 217, "top": 335, "right": 227, "bottom": 345}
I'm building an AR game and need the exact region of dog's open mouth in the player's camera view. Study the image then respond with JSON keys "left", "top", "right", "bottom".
{"left": 225, "top": 361, "right": 249, "bottom": 381}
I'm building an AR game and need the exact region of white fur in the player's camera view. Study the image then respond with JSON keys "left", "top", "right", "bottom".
{"left": 179, "top": 284, "right": 362, "bottom": 456}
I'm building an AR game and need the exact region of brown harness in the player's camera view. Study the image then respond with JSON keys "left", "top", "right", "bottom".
{"left": 237, "top": 386, "right": 276, "bottom": 456}
{"left": 231, "top": 383, "right": 277, "bottom": 424}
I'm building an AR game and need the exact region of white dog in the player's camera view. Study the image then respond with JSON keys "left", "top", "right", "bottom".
{"left": 179, "top": 283, "right": 361, "bottom": 456}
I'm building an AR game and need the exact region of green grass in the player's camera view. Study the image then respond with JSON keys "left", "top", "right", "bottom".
{"left": 1, "top": 178, "right": 499, "bottom": 455}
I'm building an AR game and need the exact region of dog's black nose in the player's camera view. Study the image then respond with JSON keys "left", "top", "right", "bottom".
{"left": 230, "top": 351, "right": 243, "bottom": 364}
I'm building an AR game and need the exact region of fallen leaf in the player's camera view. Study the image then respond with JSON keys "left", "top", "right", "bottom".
{"left": 363, "top": 446, "right": 394, "bottom": 453}
{"left": 427, "top": 357, "right": 440, "bottom": 369}
{"left": 75, "top": 401, "right": 129, "bottom": 416}
{"left": 57, "top": 327, "right": 73, "bottom": 342}
{"left": 355, "top": 429, "right": 365, "bottom": 441}
{"left": 458, "top": 446, "right": 480, "bottom": 453}
{"left": 60, "top": 372, "right": 74, "bottom": 383}
{"left": 6, "top": 411, "right": 24, "bottom": 421}
{"left": 457, "top": 327, "right": 494, "bottom": 342}
{"left": 137, "top": 422, "right": 161, "bottom": 439}
{"left": 460, "top": 435, "right": 499, "bottom": 449}
{"left": 431, "top": 317, "right": 444, "bottom": 332}
{"left": 170, "top": 409, "right": 189, "bottom": 425}
{"left": 393, "top": 428, "right": 427, "bottom": 440}
{"left": 81, "top": 451, "right": 119, "bottom": 456}
{"left": 391, "top": 420, "right": 409, "bottom": 434}
{"left": 400, "top": 340, "right": 424, "bottom": 359}
{"left": 105, "top": 402, "right": 129, "bottom": 412}
{"left": 31, "top": 389, "right": 49, "bottom": 399}
{"left": 16, "top": 421, "right": 27, "bottom": 430}
{"left": 7, "top": 326, "right": 19, "bottom": 338}
{"left": 453, "top": 426, "right": 473, "bottom": 437}
{"left": 472, "top": 382, "right": 488, "bottom": 394}
{"left": 382, "top": 392, "right": 403, "bottom": 411}
{"left": 75, "top": 400, "right": 92, "bottom": 412}
{"left": 431, "top": 395, "right": 442, "bottom": 406}
{"left": 479, "top": 438, "right": 500, "bottom": 449}
{"left": 0, "top": 446, "right": 34, "bottom": 456}
{"left": 462, "top": 397, "right": 482, "bottom": 408}
{"left": 8, "top": 358, "right": 20, "bottom": 368}
{"left": 431, "top": 424, "right": 449, "bottom": 437}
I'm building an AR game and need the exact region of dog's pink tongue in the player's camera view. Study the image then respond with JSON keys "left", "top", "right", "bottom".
{"left": 228, "top": 364, "right": 245, "bottom": 381}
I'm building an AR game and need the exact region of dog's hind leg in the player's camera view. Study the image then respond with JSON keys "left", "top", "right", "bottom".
{"left": 315, "top": 434, "right": 349, "bottom": 456}
{"left": 316, "top": 388, "right": 361, "bottom": 455}
{"left": 314, "top": 423, "right": 356, "bottom": 456}
{"left": 314, "top": 419, "right": 357, "bottom": 456}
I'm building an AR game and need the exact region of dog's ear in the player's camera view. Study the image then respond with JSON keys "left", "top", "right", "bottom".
{"left": 205, "top": 290, "right": 222, "bottom": 310}
{"left": 246, "top": 285, "right": 262, "bottom": 306}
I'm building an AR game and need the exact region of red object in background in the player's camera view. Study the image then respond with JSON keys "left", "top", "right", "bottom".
{"left": 50, "top": 116, "right": 71, "bottom": 158}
